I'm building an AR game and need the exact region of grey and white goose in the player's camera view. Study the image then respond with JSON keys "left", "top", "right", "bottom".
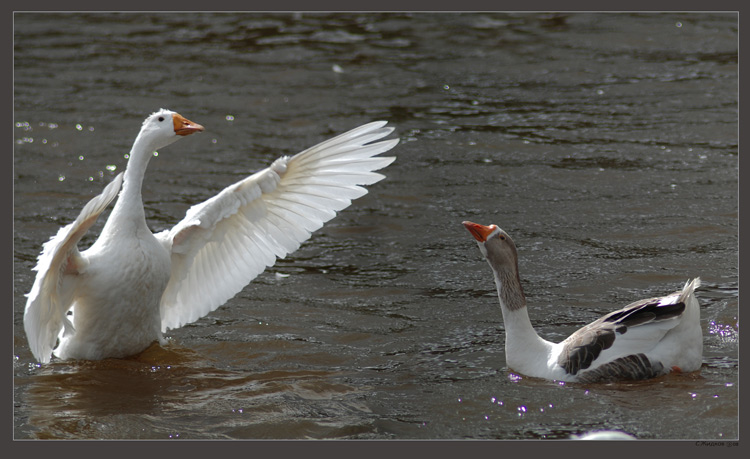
{"left": 463, "top": 221, "right": 702, "bottom": 383}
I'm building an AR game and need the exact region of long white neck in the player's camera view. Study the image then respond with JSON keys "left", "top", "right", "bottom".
{"left": 121, "top": 134, "right": 156, "bottom": 210}
{"left": 100, "top": 133, "right": 158, "bottom": 239}
{"left": 490, "top": 265, "right": 554, "bottom": 372}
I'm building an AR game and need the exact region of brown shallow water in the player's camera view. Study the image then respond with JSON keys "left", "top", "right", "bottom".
{"left": 13, "top": 12, "right": 737, "bottom": 440}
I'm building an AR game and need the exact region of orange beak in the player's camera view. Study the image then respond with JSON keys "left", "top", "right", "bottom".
{"left": 463, "top": 221, "right": 496, "bottom": 242}
{"left": 173, "top": 113, "right": 205, "bottom": 136}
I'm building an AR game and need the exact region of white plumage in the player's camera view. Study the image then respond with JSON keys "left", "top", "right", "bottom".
{"left": 24, "top": 110, "right": 398, "bottom": 363}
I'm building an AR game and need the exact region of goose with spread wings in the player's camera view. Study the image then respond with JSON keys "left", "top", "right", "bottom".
{"left": 24, "top": 109, "right": 398, "bottom": 363}
{"left": 463, "top": 221, "right": 702, "bottom": 383}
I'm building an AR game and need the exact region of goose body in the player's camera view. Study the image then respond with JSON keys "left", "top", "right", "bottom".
{"left": 463, "top": 221, "right": 702, "bottom": 383}
{"left": 23, "top": 110, "right": 398, "bottom": 363}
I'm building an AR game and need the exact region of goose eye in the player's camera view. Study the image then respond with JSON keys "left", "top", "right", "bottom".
{"left": 498, "top": 235, "right": 506, "bottom": 240}
{"left": 158, "top": 116, "right": 165, "bottom": 122}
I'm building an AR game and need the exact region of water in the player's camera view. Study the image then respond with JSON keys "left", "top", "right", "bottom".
{"left": 13, "top": 12, "right": 738, "bottom": 440}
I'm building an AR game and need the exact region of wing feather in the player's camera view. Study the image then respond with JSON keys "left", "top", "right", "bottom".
{"left": 157, "top": 122, "right": 397, "bottom": 331}
{"left": 558, "top": 289, "right": 691, "bottom": 377}
{"left": 23, "top": 173, "right": 124, "bottom": 363}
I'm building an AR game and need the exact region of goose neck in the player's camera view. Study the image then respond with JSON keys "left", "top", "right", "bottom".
{"left": 102, "top": 135, "right": 155, "bottom": 236}
{"left": 492, "top": 268, "right": 542, "bottom": 339}
{"left": 493, "top": 267, "right": 527, "bottom": 312}
{"left": 122, "top": 135, "right": 157, "bottom": 194}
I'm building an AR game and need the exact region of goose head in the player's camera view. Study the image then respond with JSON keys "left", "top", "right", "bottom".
{"left": 136, "top": 109, "right": 204, "bottom": 151}
{"left": 463, "top": 221, "right": 519, "bottom": 273}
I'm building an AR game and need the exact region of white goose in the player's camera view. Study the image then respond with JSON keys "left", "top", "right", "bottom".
{"left": 463, "top": 221, "right": 702, "bottom": 383}
{"left": 24, "top": 109, "right": 398, "bottom": 363}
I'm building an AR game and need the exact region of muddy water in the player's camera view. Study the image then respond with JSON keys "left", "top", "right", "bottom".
{"left": 13, "top": 12, "right": 737, "bottom": 440}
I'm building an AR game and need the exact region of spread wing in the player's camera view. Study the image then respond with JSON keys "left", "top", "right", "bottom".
{"left": 23, "top": 173, "right": 124, "bottom": 363}
{"left": 156, "top": 121, "right": 398, "bottom": 331}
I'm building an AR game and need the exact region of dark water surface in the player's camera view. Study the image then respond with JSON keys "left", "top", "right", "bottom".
{"left": 13, "top": 13, "right": 737, "bottom": 440}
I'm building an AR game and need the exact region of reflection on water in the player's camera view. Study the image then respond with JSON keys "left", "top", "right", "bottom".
{"left": 14, "top": 12, "right": 737, "bottom": 440}
{"left": 21, "top": 343, "right": 375, "bottom": 439}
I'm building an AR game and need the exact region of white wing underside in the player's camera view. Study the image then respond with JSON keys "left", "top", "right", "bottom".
{"left": 23, "top": 173, "right": 125, "bottom": 363}
{"left": 156, "top": 121, "right": 398, "bottom": 331}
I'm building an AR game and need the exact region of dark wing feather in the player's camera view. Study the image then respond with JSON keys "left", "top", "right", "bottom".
{"left": 558, "top": 297, "right": 686, "bottom": 376}
{"left": 599, "top": 296, "right": 685, "bottom": 326}
{"left": 575, "top": 353, "right": 665, "bottom": 383}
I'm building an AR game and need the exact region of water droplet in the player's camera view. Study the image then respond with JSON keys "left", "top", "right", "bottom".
{"left": 58, "top": 175, "right": 65, "bottom": 182}
{"left": 596, "top": 89, "right": 604, "bottom": 95}
{"left": 225, "top": 115, "right": 235, "bottom": 121}
{"left": 78, "top": 155, "right": 85, "bottom": 161}
{"left": 76, "top": 124, "right": 83, "bottom": 131}
{"left": 106, "top": 165, "right": 117, "bottom": 171}
{"left": 676, "top": 22, "right": 682, "bottom": 28}
{"left": 443, "top": 84, "right": 450, "bottom": 90}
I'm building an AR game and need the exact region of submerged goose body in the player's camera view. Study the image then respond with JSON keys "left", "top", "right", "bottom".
{"left": 463, "top": 221, "right": 702, "bottom": 383}
{"left": 24, "top": 110, "right": 398, "bottom": 363}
